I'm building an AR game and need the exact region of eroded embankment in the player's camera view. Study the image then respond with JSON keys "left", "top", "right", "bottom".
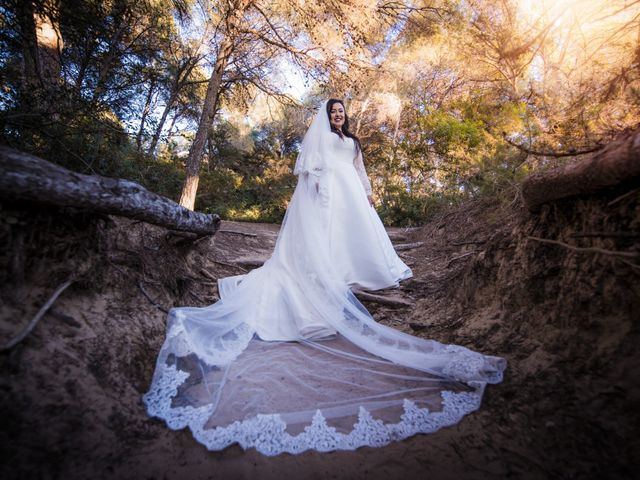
{"left": 0, "top": 185, "right": 638, "bottom": 479}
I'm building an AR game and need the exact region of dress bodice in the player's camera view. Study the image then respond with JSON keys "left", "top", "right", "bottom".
{"left": 327, "top": 134, "right": 356, "bottom": 164}
{"left": 324, "top": 133, "right": 372, "bottom": 195}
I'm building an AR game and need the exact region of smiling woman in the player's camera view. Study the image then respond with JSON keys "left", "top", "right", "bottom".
{"left": 329, "top": 100, "right": 345, "bottom": 129}
{"left": 142, "top": 99, "right": 505, "bottom": 455}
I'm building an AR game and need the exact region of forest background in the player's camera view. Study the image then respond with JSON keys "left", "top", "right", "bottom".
{"left": 2, "top": 0, "right": 639, "bottom": 226}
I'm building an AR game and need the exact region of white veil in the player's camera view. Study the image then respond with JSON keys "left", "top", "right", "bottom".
{"left": 293, "top": 100, "right": 331, "bottom": 177}
{"left": 143, "top": 100, "right": 506, "bottom": 455}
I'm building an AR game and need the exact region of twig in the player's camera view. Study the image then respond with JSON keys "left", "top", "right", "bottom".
{"left": 608, "top": 187, "right": 639, "bottom": 206}
{"left": 137, "top": 282, "right": 168, "bottom": 313}
{"left": 387, "top": 232, "right": 409, "bottom": 242}
{"left": 352, "top": 290, "right": 414, "bottom": 308}
{"left": 394, "top": 242, "right": 424, "bottom": 251}
{"left": 527, "top": 236, "right": 639, "bottom": 258}
{"left": 1, "top": 278, "right": 74, "bottom": 352}
{"left": 235, "top": 257, "right": 266, "bottom": 268}
{"left": 619, "top": 258, "right": 640, "bottom": 272}
{"left": 213, "top": 260, "right": 248, "bottom": 272}
{"left": 188, "top": 290, "right": 207, "bottom": 304}
{"left": 451, "top": 239, "right": 487, "bottom": 246}
{"left": 218, "top": 229, "right": 259, "bottom": 237}
{"left": 446, "top": 251, "right": 476, "bottom": 268}
{"left": 200, "top": 268, "right": 218, "bottom": 281}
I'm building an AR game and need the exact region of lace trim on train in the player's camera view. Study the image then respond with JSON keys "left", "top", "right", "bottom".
{"left": 143, "top": 359, "right": 486, "bottom": 456}
{"left": 167, "top": 313, "right": 254, "bottom": 365}
{"left": 442, "top": 344, "right": 504, "bottom": 384}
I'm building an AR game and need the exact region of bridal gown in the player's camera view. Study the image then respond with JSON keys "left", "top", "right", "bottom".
{"left": 143, "top": 104, "right": 506, "bottom": 455}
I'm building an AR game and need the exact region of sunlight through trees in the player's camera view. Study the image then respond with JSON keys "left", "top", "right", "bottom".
{"left": 1, "top": 0, "right": 638, "bottom": 224}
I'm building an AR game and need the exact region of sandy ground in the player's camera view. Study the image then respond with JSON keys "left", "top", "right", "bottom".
{"left": 1, "top": 189, "right": 639, "bottom": 479}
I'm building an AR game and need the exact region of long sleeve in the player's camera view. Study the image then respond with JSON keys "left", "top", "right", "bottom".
{"left": 295, "top": 151, "right": 324, "bottom": 177}
{"left": 353, "top": 149, "right": 372, "bottom": 195}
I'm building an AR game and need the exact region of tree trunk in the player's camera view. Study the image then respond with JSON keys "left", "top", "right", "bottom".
{"left": 18, "top": 0, "right": 63, "bottom": 92}
{"left": 136, "top": 78, "right": 156, "bottom": 151}
{"left": 521, "top": 128, "right": 640, "bottom": 211}
{"left": 91, "top": 7, "right": 129, "bottom": 103}
{"left": 166, "top": 108, "right": 180, "bottom": 139}
{"left": 178, "top": 0, "right": 253, "bottom": 210}
{"left": 147, "top": 58, "right": 199, "bottom": 156}
{"left": 147, "top": 88, "right": 178, "bottom": 156}
{"left": 0, "top": 146, "right": 220, "bottom": 235}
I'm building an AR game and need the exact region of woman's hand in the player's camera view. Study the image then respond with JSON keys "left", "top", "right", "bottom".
{"left": 367, "top": 195, "right": 374, "bottom": 207}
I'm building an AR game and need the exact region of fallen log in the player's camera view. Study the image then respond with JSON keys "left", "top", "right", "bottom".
{"left": 0, "top": 146, "right": 220, "bottom": 235}
{"left": 521, "top": 129, "right": 640, "bottom": 212}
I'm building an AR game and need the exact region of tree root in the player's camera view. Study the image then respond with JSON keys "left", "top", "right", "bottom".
{"left": 0, "top": 278, "right": 74, "bottom": 352}
{"left": 137, "top": 282, "right": 169, "bottom": 313}
{"left": 527, "top": 236, "right": 639, "bottom": 259}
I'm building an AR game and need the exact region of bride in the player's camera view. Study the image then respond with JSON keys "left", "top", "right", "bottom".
{"left": 143, "top": 99, "right": 506, "bottom": 455}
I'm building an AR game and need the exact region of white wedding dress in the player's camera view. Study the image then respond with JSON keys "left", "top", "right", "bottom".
{"left": 143, "top": 101, "right": 506, "bottom": 455}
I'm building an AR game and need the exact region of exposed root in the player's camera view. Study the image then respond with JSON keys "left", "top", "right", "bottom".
{"left": 0, "top": 278, "right": 74, "bottom": 352}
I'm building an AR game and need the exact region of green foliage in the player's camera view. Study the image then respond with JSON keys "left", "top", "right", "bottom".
{"left": 377, "top": 185, "right": 459, "bottom": 227}
{"left": 196, "top": 124, "right": 298, "bottom": 223}
{"left": 2, "top": 0, "right": 637, "bottom": 228}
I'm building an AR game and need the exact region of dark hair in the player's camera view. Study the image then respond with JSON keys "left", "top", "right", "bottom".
{"left": 326, "top": 98, "right": 362, "bottom": 156}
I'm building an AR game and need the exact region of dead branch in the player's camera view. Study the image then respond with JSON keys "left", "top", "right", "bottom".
{"left": 446, "top": 251, "right": 476, "bottom": 268}
{"left": 187, "top": 290, "right": 207, "bottom": 304}
{"left": 352, "top": 290, "right": 414, "bottom": 308}
{"left": 0, "top": 278, "right": 74, "bottom": 352}
{"left": 213, "top": 260, "right": 248, "bottom": 272}
{"left": 200, "top": 268, "right": 218, "bottom": 281}
{"left": 394, "top": 242, "right": 425, "bottom": 251}
{"left": 527, "top": 236, "right": 639, "bottom": 259}
{"left": 619, "top": 258, "right": 640, "bottom": 272}
{"left": 451, "top": 239, "right": 487, "bottom": 246}
{"left": 0, "top": 146, "right": 220, "bottom": 235}
{"left": 235, "top": 257, "right": 267, "bottom": 268}
{"left": 387, "top": 233, "right": 409, "bottom": 242}
{"left": 218, "top": 229, "right": 259, "bottom": 237}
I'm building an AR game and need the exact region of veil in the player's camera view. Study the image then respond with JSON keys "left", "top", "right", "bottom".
{"left": 143, "top": 100, "right": 506, "bottom": 455}
{"left": 293, "top": 100, "right": 331, "bottom": 177}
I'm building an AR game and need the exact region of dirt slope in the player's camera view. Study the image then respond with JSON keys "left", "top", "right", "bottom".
{"left": 0, "top": 185, "right": 638, "bottom": 479}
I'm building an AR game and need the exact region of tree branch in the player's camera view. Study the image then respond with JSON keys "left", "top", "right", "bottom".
{"left": 504, "top": 134, "right": 604, "bottom": 158}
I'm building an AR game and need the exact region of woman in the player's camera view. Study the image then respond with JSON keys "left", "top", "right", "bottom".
{"left": 143, "top": 99, "right": 505, "bottom": 455}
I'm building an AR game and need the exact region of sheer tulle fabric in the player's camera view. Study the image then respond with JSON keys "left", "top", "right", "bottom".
{"left": 143, "top": 101, "right": 506, "bottom": 455}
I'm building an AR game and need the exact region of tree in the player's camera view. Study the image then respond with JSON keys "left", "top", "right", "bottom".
{"left": 179, "top": 0, "right": 254, "bottom": 210}
{"left": 15, "top": 0, "right": 64, "bottom": 103}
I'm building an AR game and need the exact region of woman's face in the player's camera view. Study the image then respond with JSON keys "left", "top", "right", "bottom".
{"left": 329, "top": 103, "right": 345, "bottom": 130}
